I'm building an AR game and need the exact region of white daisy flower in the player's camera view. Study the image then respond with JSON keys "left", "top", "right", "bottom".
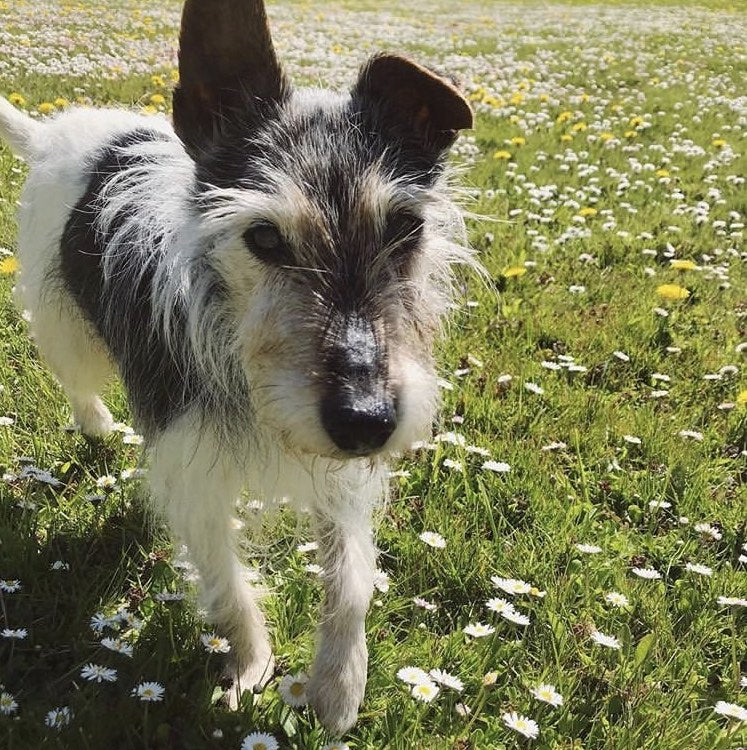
{"left": 524, "top": 382, "right": 544, "bottom": 395}
{"left": 295, "top": 541, "right": 318, "bottom": 553}
{"left": 631, "top": 567, "right": 662, "bottom": 580}
{"left": 648, "top": 500, "right": 671, "bottom": 510}
{"left": 100, "top": 637, "right": 133, "bottom": 657}
{"left": 502, "top": 711, "right": 539, "bottom": 739}
{"left": 0, "top": 691, "right": 18, "bottom": 715}
{"left": 80, "top": 663, "right": 118, "bottom": 683}
{"left": 694, "top": 523, "right": 722, "bottom": 541}
{"left": 613, "top": 351, "right": 630, "bottom": 362}
{"left": 491, "top": 576, "right": 532, "bottom": 595}
{"left": 486, "top": 597, "right": 513, "bottom": 614}
{"left": 278, "top": 672, "right": 309, "bottom": 707}
{"left": 428, "top": 669, "right": 464, "bottom": 692}
{"left": 531, "top": 683, "right": 564, "bottom": 707}
{"left": 623, "top": 435, "right": 641, "bottom": 445}
{"left": 465, "top": 445, "right": 491, "bottom": 456}
{"left": 132, "top": 682, "right": 165, "bottom": 702}
{"left": 200, "top": 632, "right": 231, "bottom": 653}
{"left": 397, "top": 666, "right": 432, "bottom": 686}
{"left": 575, "top": 543, "right": 602, "bottom": 554}
{"left": 717, "top": 596, "right": 747, "bottom": 608}
{"left": 713, "top": 701, "right": 747, "bottom": 722}
{"left": 502, "top": 608, "right": 531, "bottom": 626}
{"left": 50, "top": 560, "right": 69, "bottom": 571}
{"left": 464, "top": 623, "right": 495, "bottom": 638}
{"left": 443, "top": 458, "right": 463, "bottom": 472}
{"left": 413, "top": 597, "right": 438, "bottom": 611}
{"left": 419, "top": 531, "right": 446, "bottom": 549}
{"left": 122, "top": 433, "right": 144, "bottom": 445}
{"left": 1, "top": 628, "right": 27, "bottom": 639}
{"left": 241, "top": 732, "right": 279, "bottom": 750}
{"left": 677, "top": 429, "right": 703, "bottom": 441}
{"left": 45, "top": 706, "right": 71, "bottom": 729}
{"left": 604, "top": 592, "right": 630, "bottom": 608}
{"left": 373, "top": 569, "right": 390, "bottom": 593}
{"left": 433, "top": 431, "right": 466, "bottom": 446}
{"left": 322, "top": 743, "right": 351, "bottom": 750}
{"left": 154, "top": 591, "right": 185, "bottom": 602}
{"left": 95, "top": 474, "right": 117, "bottom": 490}
{"left": 591, "top": 629, "right": 621, "bottom": 650}
{"left": 0, "top": 580, "right": 21, "bottom": 593}
{"left": 685, "top": 562, "right": 713, "bottom": 577}
{"left": 411, "top": 681, "right": 439, "bottom": 702}
{"left": 481, "top": 460, "right": 511, "bottom": 473}
{"left": 304, "top": 563, "right": 324, "bottom": 575}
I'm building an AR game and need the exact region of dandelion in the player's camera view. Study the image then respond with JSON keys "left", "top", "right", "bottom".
{"left": 241, "top": 733, "right": 279, "bottom": 750}
{"left": 419, "top": 531, "right": 446, "bottom": 548}
{"left": 200, "top": 632, "right": 231, "bottom": 653}
{"left": 132, "top": 682, "right": 165, "bottom": 702}
{"left": 579, "top": 207, "right": 597, "bottom": 217}
{"left": 8, "top": 93, "right": 26, "bottom": 107}
{"left": 670, "top": 259, "right": 697, "bottom": 270}
{"left": 510, "top": 136, "right": 526, "bottom": 146}
{"left": 45, "top": 706, "right": 71, "bottom": 729}
{"left": 713, "top": 702, "right": 747, "bottom": 721}
{"left": 411, "top": 681, "right": 440, "bottom": 702}
{"left": 502, "top": 265, "right": 527, "bottom": 278}
{"left": 711, "top": 138, "right": 727, "bottom": 148}
{"left": 80, "top": 663, "right": 118, "bottom": 683}
{"left": 631, "top": 567, "right": 662, "bottom": 580}
{"left": 591, "top": 629, "right": 621, "bottom": 649}
{"left": 278, "top": 672, "right": 309, "bottom": 707}
{"left": 656, "top": 284, "right": 690, "bottom": 300}
{"left": 0, "top": 691, "right": 19, "bottom": 715}
{"left": 397, "top": 666, "right": 432, "bottom": 685}
{"left": 464, "top": 623, "right": 495, "bottom": 638}
{"left": 502, "top": 711, "right": 539, "bottom": 739}
{"left": 0, "top": 256, "right": 19, "bottom": 275}
{"left": 493, "top": 150, "right": 512, "bottom": 160}
{"left": 531, "top": 684, "right": 563, "bottom": 707}
{"left": 38, "top": 102, "right": 55, "bottom": 115}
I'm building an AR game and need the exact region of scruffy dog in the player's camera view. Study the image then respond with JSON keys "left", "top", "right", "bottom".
{"left": 0, "top": 0, "right": 474, "bottom": 735}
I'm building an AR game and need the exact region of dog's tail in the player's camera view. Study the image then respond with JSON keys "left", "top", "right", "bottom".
{"left": 0, "top": 97, "right": 42, "bottom": 160}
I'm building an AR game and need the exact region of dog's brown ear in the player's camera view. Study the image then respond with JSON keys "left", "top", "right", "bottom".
{"left": 173, "top": 0, "right": 289, "bottom": 155}
{"left": 352, "top": 54, "right": 473, "bottom": 153}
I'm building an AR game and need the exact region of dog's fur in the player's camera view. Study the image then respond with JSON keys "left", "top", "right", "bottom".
{"left": 0, "top": 0, "right": 475, "bottom": 734}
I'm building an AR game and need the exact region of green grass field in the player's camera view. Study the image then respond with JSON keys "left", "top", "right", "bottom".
{"left": 0, "top": 1, "right": 745, "bottom": 748}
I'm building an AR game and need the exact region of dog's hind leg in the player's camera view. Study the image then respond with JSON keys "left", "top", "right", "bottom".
{"left": 307, "top": 498, "right": 378, "bottom": 736}
{"left": 23, "top": 298, "right": 115, "bottom": 438}
{"left": 148, "top": 412, "right": 274, "bottom": 708}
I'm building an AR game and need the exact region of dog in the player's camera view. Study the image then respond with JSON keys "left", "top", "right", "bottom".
{"left": 0, "top": 0, "right": 475, "bottom": 735}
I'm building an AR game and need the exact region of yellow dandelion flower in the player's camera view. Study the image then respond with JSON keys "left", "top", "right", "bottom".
{"left": 670, "top": 259, "right": 697, "bottom": 271}
{"left": 510, "top": 136, "right": 526, "bottom": 146}
{"left": 624, "top": 130, "right": 637, "bottom": 139}
{"left": 629, "top": 116, "right": 644, "bottom": 127}
{"left": 539, "top": 93, "right": 549, "bottom": 102}
{"left": 580, "top": 93, "right": 590, "bottom": 103}
{"left": 8, "top": 92, "right": 26, "bottom": 107}
{"left": 503, "top": 266, "right": 527, "bottom": 278}
{"left": 656, "top": 284, "right": 690, "bottom": 300}
{"left": 600, "top": 132, "right": 615, "bottom": 142}
{"left": 736, "top": 390, "right": 747, "bottom": 406}
{"left": 149, "top": 93, "right": 166, "bottom": 106}
{"left": 560, "top": 133, "right": 573, "bottom": 142}
{"left": 331, "top": 43, "right": 344, "bottom": 54}
{"left": 571, "top": 121, "right": 587, "bottom": 132}
{"left": 141, "top": 105, "right": 158, "bottom": 115}
{"left": 169, "top": 69, "right": 180, "bottom": 82}
{"left": 0, "top": 256, "right": 20, "bottom": 275}
{"left": 656, "top": 168, "right": 670, "bottom": 178}
{"left": 509, "top": 114, "right": 520, "bottom": 123}
{"left": 54, "top": 97, "right": 69, "bottom": 108}
{"left": 151, "top": 74, "right": 165, "bottom": 88}
{"left": 38, "top": 102, "right": 55, "bottom": 115}
{"left": 556, "top": 111, "right": 572, "bottom": 124}
{"left": 579, "top": 207, "right": 598, "bottom": 217}
{"left": 712, "top": 138, "right": 727, "bottom": 148}
{"left": 509, "top": 92, "right": 524, "bottom": 106}
{"left": 493, "top": 150, "right": 512, "bottom": 160}
{"left": 517, "top": 81, "right": 529, "bottom": 91}
{"left": 482, "top": 95, "right": 502, "bottom": 107}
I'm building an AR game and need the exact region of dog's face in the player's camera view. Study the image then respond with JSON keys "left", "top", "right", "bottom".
{"left": 173, "top": 1, "right": 474, "bottom": 459}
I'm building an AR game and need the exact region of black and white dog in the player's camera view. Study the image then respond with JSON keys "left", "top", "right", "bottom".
{"left": 0, "top": 0, "right": 475, "bottom": 734}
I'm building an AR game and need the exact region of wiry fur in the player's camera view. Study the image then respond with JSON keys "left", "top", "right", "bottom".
{"left": 0, "top": 1, "right": 476, "bottom": 736}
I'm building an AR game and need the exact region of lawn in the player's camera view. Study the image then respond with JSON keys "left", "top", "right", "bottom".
{"left": 0, "top": 1, "right": 745, "bottom": 748}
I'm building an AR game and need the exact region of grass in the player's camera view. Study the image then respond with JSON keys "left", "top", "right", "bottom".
{"left": 0, "top": 1, "right": 746, "bottom": 748}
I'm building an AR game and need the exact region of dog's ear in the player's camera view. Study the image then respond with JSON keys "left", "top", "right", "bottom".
{"left": 352, "top": 54, "right": 473, "bottom": 154}
{"left": 173, "top": 0, "right": 289, "bottom": 156}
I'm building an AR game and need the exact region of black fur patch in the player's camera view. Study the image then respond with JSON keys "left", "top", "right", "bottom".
{"left": 60, "top": 130, "right": 205, "bottom": 437}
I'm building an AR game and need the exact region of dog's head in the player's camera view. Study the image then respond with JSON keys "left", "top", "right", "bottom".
{"left": 173, "top": 0, "right": 475, "bottom": 459}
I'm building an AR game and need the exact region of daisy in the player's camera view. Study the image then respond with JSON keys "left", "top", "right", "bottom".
{"left": 524, "top": 382, "right": 544, "bottom": 395}
{"left": 373, "top": 569, "right": 390, "bottom": 593}
{"left": 304, "top": 563, "right": 324, "bottom": 575}
{"left": 200, "top": 632, "right": 231, "bottom": 653}
{"left": 0, "top": 691, "right": 18, "bottom": 715}
{"left": 575, "top": 543, "right": 602, "bottom": 554}
{"left": 241, "top": 732, "right": 279, "bottom": 750}
{"left": 648, "top": 500, "right": 671, "bottom": 510}
{"left": 717, "top": 596, "right": 747, "bottom": 608}
{"left": 464, "top": 623, "right": 495, "bottom": 638}
{"left": 502, "top": 608, "right": 531, "bottom": 626}
{"left": 605, "top": 592, "right": 630, "bottom": 608}
{"left": 419, "top": 531, "right": 446, "bottom": 549}
{"left": 295, "top": 541, "right": 319, "bottom": 553}
{"left": 631, "top": 567, "right": 662, "bottom": 580}
{"left": 100, "top": 637, "right": 133, "bottom": 657}
{"left": 413, "top": 597, "right": 438, "bottom": 611}
{"left": 465, "top": 444, "right": 490, "bottom": 456}
{"left": 613, "top": 350, "right": 630, "bottom": 362}
{"left": 122, "top": 433, "right": 144, "bottom": 445}
{"left": 685, "top": 562, "right": 713, "bottom": 577}
{"left": 481, "top": 460, "right": 511, "bottom": 473}
{"left": 154, "top": 591, "right": 185, "bottom": 602}
{"left": 45, "top": 706, "right": 71, "bottom": 729}
{"left": 677, "top": 429, "right": 703, "bottom": 441}
{"left": 622, "top": 435, "right": 641, "bottom": 445}
{"left": 278, "top": 672, "right": 309, "bottom": 707}
{"left": 95, "top": 474, "right": 117, "bottom": 490}
{"left": 486, "top": 597, "right": 513, "bottom": 614}
{"left": 541, "top": 441, "right": 567, "bottom": 451}
{"left": 1, "top": 628, "right": 27, "bottom": 639}
{"left": 502, "top": 711, "right": 539, "bottom": 739}
{"left": 591, "top": 629, "right": 621, "bottom": 650}
{"left": 694, "top": 523, "right": 722, "bottom": 541}
{"left": 80, "top": 663, "right": 117, "bottom": 683}
{"left": 429, "top": 669, "right": 464, "bottom": 692}
{"left": 713, "top": 701, "right": 747, "bottom": 722}
{"left": 322, "top": 743, "right": 351, "bottom": 750}
{"left": 491, "top": 576, "right": 532, "bottom": 595}
{"left": 0, "top": 580, "right": 21, "bottom": 593}
{"left": 443, "top": 458, "right": 463, "bottom": 472}
{"left": 397, "top": 666, "right": 432, "bottom": 686}
{"left": 531, "top": 684, "right": 564, "bottom": 707}
{"left": 132, "top": 682, "right": 165, "bottom": 702}
{"left": 411, "top": 681, "right": 439, "bottom": 702}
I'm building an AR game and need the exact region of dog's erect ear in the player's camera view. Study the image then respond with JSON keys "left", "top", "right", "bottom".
{"left": 173, "top": 0, "right": 289, "bottom": 156}
{"left": 352, "top": 54, "right": 473, "bottom": 154}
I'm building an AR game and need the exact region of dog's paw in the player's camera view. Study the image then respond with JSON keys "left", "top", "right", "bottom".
{"left": 74, "top": 398, "right": 114, "bottom": 439}
{"left": 308, "top": 637, "right": 367, "bottom": 736}
{"left": 225, "top": 648, "right": 275, "bottom": 710}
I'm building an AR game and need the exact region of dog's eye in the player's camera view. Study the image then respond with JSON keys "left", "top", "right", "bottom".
{"left": 243, "top": 222, "right": 289, "bottom": 264}
{"left": 384, "top": 213, "right": 423, "bottom": 266}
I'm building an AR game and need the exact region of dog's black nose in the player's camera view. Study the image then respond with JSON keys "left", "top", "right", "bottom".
{"left": 322, "top": 398, "right": 397, "bottom": 454}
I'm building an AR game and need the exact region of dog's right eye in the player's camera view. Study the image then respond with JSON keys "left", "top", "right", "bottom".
{"left": 243, "top": 222, "right": 289, "bottom": 265}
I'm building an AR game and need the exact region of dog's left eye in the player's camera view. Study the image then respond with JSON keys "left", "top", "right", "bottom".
{"left": 243, "top": 222, "right": 289, "bottom": 264}
{"left": 383, "top": 213, "right": 423, "bottom": 265}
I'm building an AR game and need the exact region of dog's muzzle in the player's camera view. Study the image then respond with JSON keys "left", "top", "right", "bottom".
{"left": 321, "top": 315, "right": 397, "bottom": 455}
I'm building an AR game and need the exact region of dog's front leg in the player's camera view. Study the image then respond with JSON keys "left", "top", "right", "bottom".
{"left": 307, "top": 512, "right": 376, "bottom": 736}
